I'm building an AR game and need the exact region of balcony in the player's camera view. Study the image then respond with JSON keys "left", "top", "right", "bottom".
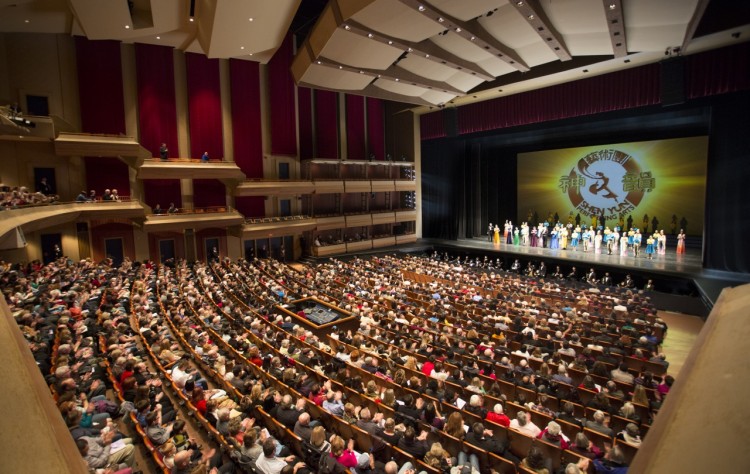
{"left": 235, "top": 179, "right": 316, "bottom": 197}
{"left": 242, "top": 216, "right": 317, "bottom": 239}
{"left": 141, "top": 207, "right": 244, "bottom": 232}
{"left": 0, "top": 200, "right": 145, "bottom": 239}
{"left": 137, "top": 158, "right": 246, "bottom": 180}
{"left": 54, "top": 132, "right": 149, "bottom": 158}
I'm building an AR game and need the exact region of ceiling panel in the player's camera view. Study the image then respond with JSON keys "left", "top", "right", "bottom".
{"left": 374, "top": 77, "right": 427, "bottom": 96}
{"left": 544, "top": 0, "right": 608, "bottom": 34}
{"left": 476, "top": 56, "right": 518, "bottom": 76}
{"left": 397, "top": 54, "right": 458, "bottom": 82}
{"left": 351, "top": 0, "right": 446, "bottom": 42}
{"left": 478, "top": 3, "right": 540, "bottom": 48}
{"left": 564, "top": 31, "right": 616, "bottom": 56}
{"left": 430, "top": 31, "right": 495, "bottom": 62}
{"left": 419, "top": 89, "right": 455, "bottom": 105}
{"left": 515, "top": 41, "right": 559, "bottom": 67}
{"left": 320, "top": 29, "right": 403, "bottom": 70}
{"left": 426, "top": 0, "right": 506, "bottom": 22}
{"left": 302, "top": 64, "right": 374, "bottom": 90}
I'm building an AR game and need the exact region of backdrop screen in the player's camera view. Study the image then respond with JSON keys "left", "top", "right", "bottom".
{"left": 517, "top": 136, "right": 708, "bottom": 235}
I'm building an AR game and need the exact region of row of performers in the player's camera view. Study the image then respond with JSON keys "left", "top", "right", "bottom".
{"left": 489, "top": 222, "right": 687, "bottom": 257}
{"left": 509, "top": 259, "right": 653, "bottom": 290}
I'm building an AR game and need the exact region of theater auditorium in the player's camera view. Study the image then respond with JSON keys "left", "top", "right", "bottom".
{"left": 1, "top": 1, "right": 749, "bottom": 473}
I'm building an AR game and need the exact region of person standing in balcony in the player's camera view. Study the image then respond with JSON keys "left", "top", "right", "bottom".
{"left": 160, "top": 143, "right": 168, "bottom": 160}
{"left": 201, "top": 151, "right": 210, "bottom": 162}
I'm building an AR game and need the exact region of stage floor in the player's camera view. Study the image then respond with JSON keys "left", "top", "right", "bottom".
{"left": 456, "top": 237, "right": 703, "bottom": 274}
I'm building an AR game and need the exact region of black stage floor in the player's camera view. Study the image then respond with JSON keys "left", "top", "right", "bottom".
{"left": 395, "top": 238, "right": 750, "bottom": 317}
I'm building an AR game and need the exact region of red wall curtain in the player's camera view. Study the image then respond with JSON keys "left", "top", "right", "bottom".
{"left": 185, "top": 53, "right": 223, "bottom": 160}
{"left": 420, "top": 110, "right": 447, "bottom": 140}
{"left": 315, "top": 90, "right": 338, "bottom": 159}
{"left": 268, "top": 34, "right": 297, "bottom": 156}
{"left": 346, "top": 95, "right": 366, "bottom": 160}
{"left": 687, "top": 42, "right": 750, "bottom": 99}
{"left": 76, "top": 37, "right": 128, "bottom": 193}
{"left": 366, "top": 98, "right": 385, "bottom": 160}
{"left": 298, "top": 87, "right": 314, "bottom": 160}
{"left": 143, "top": 179, "right": 181, "bottom": 209}
{"left": 75, "top": 37, "right": 126, "bottom": 134}
{"left": 229, "top": 59, "right": 263, "bottom": 178}
{"left": 84, "top": 158, "right": 130, "bottom": 197}
{"left": 135, "top": 43, "right": 178, "bottom": 158}
{"left": 234, "top": 196, "right": 265, "bottom": 218}
{"left": 458, "top": 64, "right": 661, "bottom": 135}
{"left": 193, "top": 179, "right": 225, "bottom": 208}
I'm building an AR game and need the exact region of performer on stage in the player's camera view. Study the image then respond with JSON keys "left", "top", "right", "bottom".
{"left": 488, "top": 223, "right": 494, "bottom": 242}
{"left": 585, "top": 228, "right": 594, "bottom": 252}
{"left": 550, "top": 227, "right": 559, "bottom": 249}
{"left": 540, "top": 224, "right": 548, "bottom": 248}
{"left": 627, "top": 229, "right": 635, "bottom": 253}
{"left": 658, "top": 230, "right": 667, "bottom": 255}
{"left": 521, "top": 223, "right": 529, "bottom": 246}
{"left": 530, "top": 226, "right": 537, "bottom": 247}
{"left": 513, "top": 226, "right": 520, "bottom": 246}
{"left": 594, "top": 230, "right": 603, "bottom": 254}
{"left": 606, "top": 230, "right": 614, "bottom": 255}
{"left": 645, "top": 235, "right": 655, "bottom": 259}
{"left": 560, "top": 226, "right": 568, "bottom": 250}
{"left": 620, "top": 233, "right": 629, "bottom": 256}
{"left": 633, "top": 229, "right": 642, "bottom": 257}
{"left": 493, "top": 224, "right": 501, "bottom": 245}
{"left": 612, "top": 227, "right": 620, "bottom": 252}
{"left": 571, "top": 227, "right": 580, "bottom": 251}
{"left": 506, "top": 221, "right": 513, "bottom": 244}
{"left": 677, "top": 229, "right": 686, "bottom": 254}
{"left": 504, "top": 220, "right": 510, "bottom": 240}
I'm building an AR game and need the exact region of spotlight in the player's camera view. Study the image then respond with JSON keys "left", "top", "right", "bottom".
{"left": 418, "top": 5, "right": 425, "bottom": 11}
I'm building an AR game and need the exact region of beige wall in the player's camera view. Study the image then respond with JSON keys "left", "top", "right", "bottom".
{"left": 1, "top": 33, "right": 80, "bottom": 128}
{"left": 0, "top": 222, "right": 80, "bottom": 264}
{"left": 0, "top": 141, "right": 85, "bottom": 201}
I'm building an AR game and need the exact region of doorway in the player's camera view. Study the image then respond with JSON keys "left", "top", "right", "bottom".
{"left": 34, "top": 167, "right": 56, "bottom": 196}
{"left": 104, "top": 238, "right": 124, "bottom": 266}
{"left": 40, "top": 233, "right": 62, "bottom": 264}
{"left": 159, "top": 239, "right": 175, "bottom": 263}
{"left": 205, "top": 237, "right": 219, "bottom": 261}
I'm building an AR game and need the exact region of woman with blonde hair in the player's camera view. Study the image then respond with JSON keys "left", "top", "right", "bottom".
{"left": 424, "top": 442, "right": 453, "bottom": 471}
{"left": 381, "top": 388, "right": 396, "bottom": 408}
{"left": 404, "top": 356, "right": 418, "bottom": 371}
{"left": 309, "top": 425, "right": 330, "bottom": 453}
{"left": 632, "top": 384, "right": 650, "bottom": 406}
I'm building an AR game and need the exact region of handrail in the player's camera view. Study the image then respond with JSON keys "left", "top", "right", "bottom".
{"left": 1, "top": 197, "right": 135, "bottom": 210}
{"left": 149, "top": 205, "right": 232, "bottom": 216}
{"left": 144, "top": 157, "right": 227, "bottom": 163}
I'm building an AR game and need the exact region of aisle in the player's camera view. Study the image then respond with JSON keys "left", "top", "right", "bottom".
{"left": 658, "top": 310, "right": 705, "bottom": 378}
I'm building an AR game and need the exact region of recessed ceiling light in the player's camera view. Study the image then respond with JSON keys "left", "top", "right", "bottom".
{"left": 425, "top": 54, "right": 430, "bottom": 58}
{"left": 248, "top": 17, "right": 254, "bottom": 21}
{"left": 517, "top": 1, "right": 524, "bottom": 6}
{"left": 388, "top": 40, "right": 393, "bottom": 45}
{"left": 527, "top": 14, "right": 534, "bottom": 20}
{"left": 407, "top": 47, "right": 413, "bottom": 52}
{"left": 189, "top": 17, "right": 194, "bottom": 22}
{"left": 338, "top": 65, "right": 343, "bottom": 69}
{"left": 418, "top": 5, "right": 425, "bottom": 12}
{"left": 455, "top": 27, "right": 461, "bottom": 33}
{"left": 156, "top": 36, "right": 161, "bottom": 39}
{"left": 125, "top": 25, "right": 130, "bottom": 29}
{"left": 249, "top": 53, "right": 253, "bottom": 56}
{"left": 359, "top": 70, "right": 364, "bottom": 74}
{"left": 241, "top": 46, "right": 245, "bottom": 50}
{"left": 368, "top": 33, "right": 373, "bottom": 38}
{"left": 470, "top": 36, "right": 476, "bottom": 41}
{"left": 316, "top": 60, "right": 322, "bottom": 64}
{"left": 344, "top": 25, "right": 350, "bottom": 30}
{"left": 438, "top": 17, "right": 444, "bottom": 23}
{"left": 377, "top": 74, "right": 381, "bottom": 78}
{"left": 609, "top": 3, "right": 616, "bottom": 9}
{"left": 395, "top": 78, "right": 399, "bottom": 82}
{"left": 24, "top": 19, "right": 29, "bottom": 23}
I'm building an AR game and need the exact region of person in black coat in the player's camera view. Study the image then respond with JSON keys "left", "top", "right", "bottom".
{"left": 464, "top": 422, "right": 519, "bottom": 464}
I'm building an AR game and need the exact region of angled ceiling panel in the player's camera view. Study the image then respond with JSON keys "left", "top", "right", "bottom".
{"left": 351, "top": 0, "right": 446, "bottom": 42}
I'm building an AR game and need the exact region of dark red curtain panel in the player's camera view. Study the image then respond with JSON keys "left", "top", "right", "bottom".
{"left": 420, "top": 110, "right": 447, "bottom": 140}
{"left": 268, "top": 34, "right": 297, "bottom": 156}
{"left": 85, "top": 158, "right": 130, "bottom": 196}
{"left": 346, "top": 95, "right": 366, "bottom": 160}
{"left": 298, "top": 87, "right": 314, "bottom": 160}
{"left": 193, "top": 179, "right": 226, "bottom": 208}
{"left": 315, "top": 89, "right": 338, "bottom": 159}
{"left": 687, "top": 42, "right": 750, "bottom": 99}
{"left": 229, "top": 59, "right": 263, "bottom": 178}
{"left": 366, "top": 98, "right": 385, "bottom": 160}
{"left": 135, "top": 43, "right": 178, "bottom": 158}
{"left": 458, "top": 64, "right": 661, "bottom": 135}
{"left": 185, "top": 53, "right": 223, "bottom": 160}
{"left": 143, "top": 180, "right": 181, "bottom": 209}
{"left": 234, "top": 196, "right": 265, "bottom": 218}
{"left": 75, "top": 37, "right": 126, "bottom": 134}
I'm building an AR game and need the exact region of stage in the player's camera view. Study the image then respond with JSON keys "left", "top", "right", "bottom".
{"left": 407, "top": 237, "right": 750, "bottom": 317}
